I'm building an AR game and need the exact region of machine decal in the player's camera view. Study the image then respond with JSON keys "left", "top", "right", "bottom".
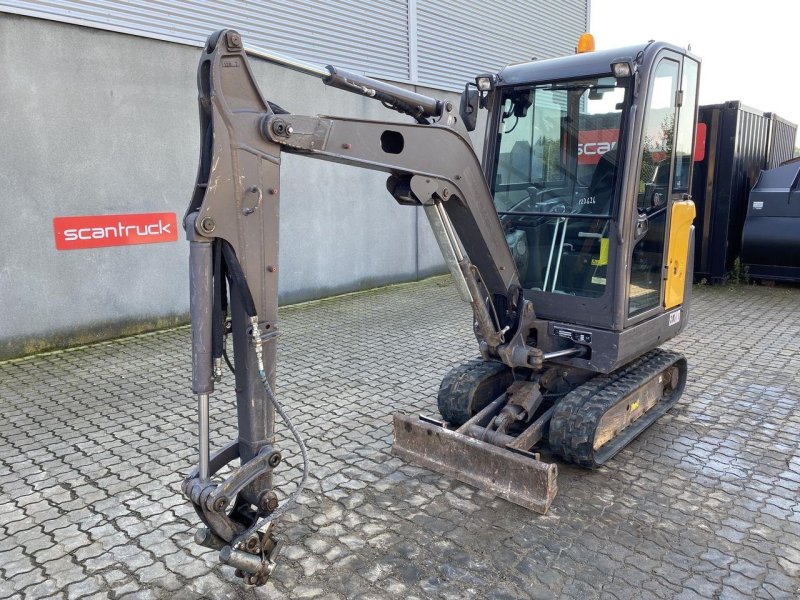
{"left": 694, "top": 122, "right": 707, "bottom": 162}
{"left": 53, "top": 212, "right": 178, "bottom": 250}
{"left": 668, "top": 310, "right": 681, "bottom": 326}
{"left": 553, "top": 326, "right": 593, "bottom": 344}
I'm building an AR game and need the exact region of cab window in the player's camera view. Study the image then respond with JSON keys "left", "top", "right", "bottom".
{"left": 628, "top": 58, "right": 680, "bottom": 316}
{"left": 491, "top": 77, "right": 629, "bottom": 298}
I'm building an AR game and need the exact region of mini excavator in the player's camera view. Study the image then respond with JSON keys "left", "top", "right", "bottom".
{"left": 182, "top": 30, "right": 699, "bottom": 584}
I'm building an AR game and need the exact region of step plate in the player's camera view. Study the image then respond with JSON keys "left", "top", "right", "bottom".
{"left": 392, "top": 413, "right": 558, "bottom": 514}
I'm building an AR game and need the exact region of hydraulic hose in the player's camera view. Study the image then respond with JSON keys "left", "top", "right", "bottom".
{"left": 229, "top": 322, "right": 310, "bottom": 548}
{"left": 217, "top": 239, "right": 310, "bottom": 548}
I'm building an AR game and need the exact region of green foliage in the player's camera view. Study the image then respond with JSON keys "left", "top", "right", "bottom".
{"left": 728, "top": 256, "right": 750, "bottom": 285}
{"left": 535, "top": 136, "right": 562, "bottom": 182}
{"left": 639, "top": 113, "right": 675, "bottom": 192}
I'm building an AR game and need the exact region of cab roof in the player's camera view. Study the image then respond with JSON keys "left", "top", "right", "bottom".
{"left": 496, "top": 41, "right": 689, "bottom": 87}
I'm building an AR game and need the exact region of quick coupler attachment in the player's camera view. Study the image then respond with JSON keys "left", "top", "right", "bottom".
{"left": 183, "top": 441, "right": 284, "bottom": 585}
{"left": 195, "top": 525, "right": 282, "bottom": 586}
{"left": 392, "top": 412, "right": 558, "bottom": 514}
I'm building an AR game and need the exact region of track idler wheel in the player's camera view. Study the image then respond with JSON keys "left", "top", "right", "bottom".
{"left": 437, "top": 358, "right": 513, "bottom": 427}
{"left": 549, "top": 349, "right": 687, "bottom": 468}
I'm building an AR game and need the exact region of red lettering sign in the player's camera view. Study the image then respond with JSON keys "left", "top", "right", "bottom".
{"left": 53, "top": 212, "right": 178, "bottom": 250}
{"left": 578, "top": 129, "right": 619, "bottom": 164}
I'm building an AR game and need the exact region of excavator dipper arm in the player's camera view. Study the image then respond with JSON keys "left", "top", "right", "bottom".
{"left": 182, "top": 29, "right": 547, "bottom": 584}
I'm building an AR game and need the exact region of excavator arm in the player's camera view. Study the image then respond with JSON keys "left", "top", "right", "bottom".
{"left": 182, "top": 29, "right": 546, "bottom": 584}
{"left": 186, "top": 29, "right": 538, "bottom": 357}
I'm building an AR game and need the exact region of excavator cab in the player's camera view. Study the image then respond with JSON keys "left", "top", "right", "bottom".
{"left": 181, "top": 32, "right": 700, "bottom": 584}
{"left": 396, "top": 41, "right": 701, "bottom": 506}
{"left": 483, "top": 44, "right": 701, "bottom": 348}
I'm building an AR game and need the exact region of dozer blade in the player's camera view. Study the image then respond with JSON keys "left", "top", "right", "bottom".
{"left": 392, "top": 413, "right": 558, "bottom": 514}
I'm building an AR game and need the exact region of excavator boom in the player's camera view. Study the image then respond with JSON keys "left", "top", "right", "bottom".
{"left": 183, "top": 29, "right": 553, "bottom": 583}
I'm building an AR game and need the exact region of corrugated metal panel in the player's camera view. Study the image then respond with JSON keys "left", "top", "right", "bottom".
{"left": 416, "top": 0, "right": 587, "bottom": 90}
{"left": 1, "top": 0, "right": 587, "bottom": 88}
{"left": 766, "top": 113, "right": 798, "bottom": 168}
{"left": 0, "top": 0, "right": 411, "bottom": 81}
{"left": 691, "top": 101, "right": 773, "bottom": 283}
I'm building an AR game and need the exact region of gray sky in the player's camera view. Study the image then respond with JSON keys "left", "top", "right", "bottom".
{"left": 591, "top": 0, "right": 800, "bottom": 131}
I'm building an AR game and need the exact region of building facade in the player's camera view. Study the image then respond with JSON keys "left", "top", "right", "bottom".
{"left": 0, "top": 1, "right": 589, "bottom": 358}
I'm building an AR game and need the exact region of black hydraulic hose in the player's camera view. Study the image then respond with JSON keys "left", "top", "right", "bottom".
{"left": 268, "top": 100, "right": 290, "bottom": 115}
{"left": 229, "top": 369, "right": 310, "bottom": 548}
{"left": 218, "top": 239, "right": 309, "bottom": 547}
{"left": 222, "top": 344, "right": 235, "bottom": 375}
{"left": 220, "top": 241, "right": 257, "bottom": 318}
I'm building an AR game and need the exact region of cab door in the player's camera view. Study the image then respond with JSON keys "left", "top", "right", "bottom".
{"left": 627, "top": 53, "right": 699, "bottom": 320}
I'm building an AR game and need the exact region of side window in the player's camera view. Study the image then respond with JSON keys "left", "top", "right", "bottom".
{"left": 628, "top": 58, "right": 680, "bottom": 317}
{"left": 671, "top": 59, "right": 699, "bottom": 195}
{"left": 531, "top": 100, "right": 564, "bottom": 184}
{"left": 637, "top": 60, "right": 679, "bottom": 213}
{"left": 496, "top": 96, "right": 534, "bottom": 186}
{"left": 493, "top": 88, "right": 566, "bottom": 212}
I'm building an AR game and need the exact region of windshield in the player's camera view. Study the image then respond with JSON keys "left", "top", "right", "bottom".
{"left": 492, "top": 76, "right": 628, "bottom": 217}
{"left": 490, "top": 76, "right": 629, "bottom": 298}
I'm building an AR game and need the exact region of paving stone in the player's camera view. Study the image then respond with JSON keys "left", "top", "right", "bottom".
{"left": 9, "top": 566, "right": 45, "bottom": 592}
{"left": 292, "top": 585, "right": 325, "bottom": 598}
{"left": 19, "top": 579, "right": 60, "bottom": 600}
{"left": 65, "top": 576, "right": 102, "bottom": 600}
{"left": 1, "top": 279, "right": 799, "bottom": 598}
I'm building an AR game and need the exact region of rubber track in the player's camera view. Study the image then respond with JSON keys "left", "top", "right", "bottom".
{"left": 437, "top": 358, "right": 513, "bottom": 427}
{"left": 548, "top": 349, "right": 686, "bottom": 468}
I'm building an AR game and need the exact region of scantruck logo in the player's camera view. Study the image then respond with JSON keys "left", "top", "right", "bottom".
{"left": 53, "top": 212, "right": 178, "bottom": 250}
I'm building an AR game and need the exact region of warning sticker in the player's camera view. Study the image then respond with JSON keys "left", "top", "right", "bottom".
{"left": 553, "top": 326, "right": 592, "bottom": 345}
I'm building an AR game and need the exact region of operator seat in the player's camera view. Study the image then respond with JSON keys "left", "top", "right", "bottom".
{"left": 556, "top": 148, "right": 617, "bottom": 295}
{"left": 508, "top": 140, "right": 533, "bottom": 183}
{"left": 585, "top": 148, "right": 618, "bottom": 215}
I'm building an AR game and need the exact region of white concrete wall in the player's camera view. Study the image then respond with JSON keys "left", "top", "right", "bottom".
{"left": 0, "top": 14, "right": 489, "bottom": 358}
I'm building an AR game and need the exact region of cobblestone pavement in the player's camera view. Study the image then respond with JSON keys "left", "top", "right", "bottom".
{"left": 1, "top": 278, "right": 799, "bottom": 599}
